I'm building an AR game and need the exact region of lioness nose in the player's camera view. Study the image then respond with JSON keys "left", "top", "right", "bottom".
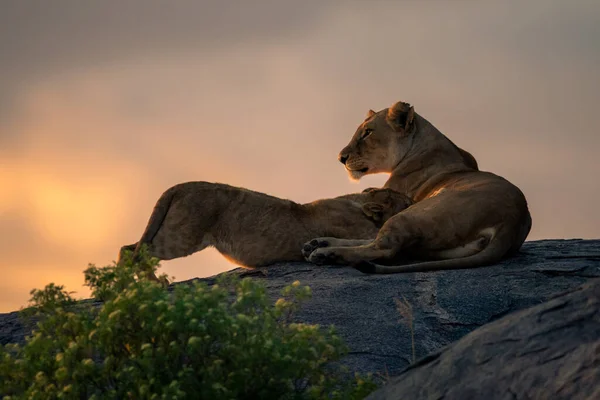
{"left": 338, "top": 153, "right": 349, "bottom": 165}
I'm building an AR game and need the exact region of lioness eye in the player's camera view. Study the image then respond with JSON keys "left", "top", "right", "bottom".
{"left": 362, "top": 128, "right": 373, "bottom": 140}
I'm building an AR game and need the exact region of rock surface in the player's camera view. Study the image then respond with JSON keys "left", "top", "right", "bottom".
{"left": 366, "top": 277, "right": 600, "bottom": 400}
{"left": 1, "top": 239, "right": 599, "bottom": 379}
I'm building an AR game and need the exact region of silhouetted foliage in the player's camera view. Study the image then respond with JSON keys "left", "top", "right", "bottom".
{"left": 0, "top": 248, "right": 376, "bottom": 399}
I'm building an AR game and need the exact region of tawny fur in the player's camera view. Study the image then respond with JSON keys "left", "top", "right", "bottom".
{"left": 304, "top": 101, "right": 532, "bottom": 273}
{"left": 118, "top": 183, "right": 412, "bottom": 279}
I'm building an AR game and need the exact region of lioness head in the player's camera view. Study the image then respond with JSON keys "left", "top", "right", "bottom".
{"left": 338, "top": 101, "right": 416, "bottom": 180}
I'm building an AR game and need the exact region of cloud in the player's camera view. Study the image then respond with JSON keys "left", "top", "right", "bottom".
{"left": 0, "top": 0, "right": 334, "bottom": 124}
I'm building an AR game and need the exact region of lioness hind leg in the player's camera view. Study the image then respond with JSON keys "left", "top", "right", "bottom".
{"left": 305, "top": 216, "right": 410, "bottom": 266}
{"left": 307, "top": 241, "right": 395, "bottom": 266}
{"left": 427, "top": 236, "right": 489, "bottom": 260}
{"left": 302, "top": 238, "right": 372, "bottom": 260}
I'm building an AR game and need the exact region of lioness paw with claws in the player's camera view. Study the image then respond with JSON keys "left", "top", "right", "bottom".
{"left": 302, "top": 238, "right": 331, "bottom": 260}
{"left": 307, "top": 248, "right": 340, "bottom": 265}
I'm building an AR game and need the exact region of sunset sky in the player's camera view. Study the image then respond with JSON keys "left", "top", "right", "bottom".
{"left": 1, "top": 0, "right": 599, "bottom": 312}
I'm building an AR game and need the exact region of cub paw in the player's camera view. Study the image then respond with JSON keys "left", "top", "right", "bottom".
{"left": 302, "top": 238, "right": 331, "bottom": 260}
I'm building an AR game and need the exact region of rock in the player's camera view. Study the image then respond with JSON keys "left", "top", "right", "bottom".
{"left": 366, "top": 277, "right": 600, "bottom": 400}
{"left": 1, "top": 239, "right": 599, "bottom": 380}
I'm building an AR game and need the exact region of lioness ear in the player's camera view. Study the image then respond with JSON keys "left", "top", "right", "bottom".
{"left": 386, "top": 101, "right": 415, "bottom": 133}
{"left": 361, "top": 202, "right": 385, "bottom": 222}
{"left": 366, "top": 109, "right": 376, "bottom": 119}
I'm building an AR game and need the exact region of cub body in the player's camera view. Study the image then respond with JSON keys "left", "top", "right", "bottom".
{"left": 119, "top": 182, "right": 412, "bottom": 276}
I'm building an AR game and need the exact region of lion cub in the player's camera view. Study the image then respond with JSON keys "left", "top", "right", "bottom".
{"left": 118, "top": 182, "right": 412, "bottom": 277}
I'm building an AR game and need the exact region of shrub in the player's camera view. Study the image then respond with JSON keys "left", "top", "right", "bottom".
{"left": 0, "top": 248, "right": 376, "bottom": 399}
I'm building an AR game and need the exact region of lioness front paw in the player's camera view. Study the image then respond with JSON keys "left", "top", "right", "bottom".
{"left": 307, "top": 248, "right": 343, "bottom": 266}
{"left": 302, "top": 238, "right": 331, "bottom": 260}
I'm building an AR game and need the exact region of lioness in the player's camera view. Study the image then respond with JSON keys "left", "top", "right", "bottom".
{"left": 303, "top": 101, "right": 532, "bottom": 273}
{"left": 119, "top": 182, "right": 412, "bottom": 279}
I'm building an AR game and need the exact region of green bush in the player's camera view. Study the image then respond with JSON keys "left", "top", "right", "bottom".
{"left": 0, "top": 248, "right": 377, "bottom": 399}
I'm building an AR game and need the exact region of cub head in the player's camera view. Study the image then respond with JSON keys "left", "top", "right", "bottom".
{"left": 359, "top": 187, "right": 413, "bottom": 223}
{"left": 338, "top": 101, "right": 417, "bottom": 180}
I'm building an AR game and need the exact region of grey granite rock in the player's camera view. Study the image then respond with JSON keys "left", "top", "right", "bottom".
{"left": 1, "top": 239, "right": 599, "bottom": 381}
{"left": 366, "top": 276, "right": 600, "bottom": 400}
